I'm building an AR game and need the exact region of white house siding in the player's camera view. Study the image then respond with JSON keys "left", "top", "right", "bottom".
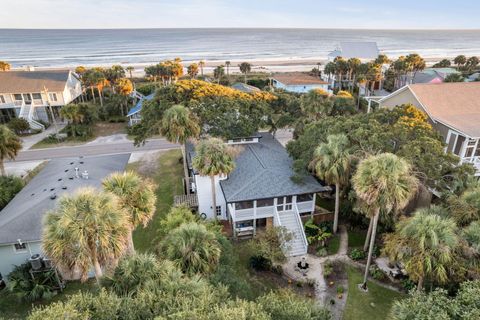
{"left": 195, "top": 174, "right": 227, "bottom": 220}
{"left": 0, "top": 241, "right": 42, "bottom": 280}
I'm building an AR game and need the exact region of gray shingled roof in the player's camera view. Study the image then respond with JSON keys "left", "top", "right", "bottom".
{"left": 219, "top": 133, "right": 327, "bottom": 202}
{"left": 0, "top": 154, "right": 130, "bottom": 245}
{"left": 231, "top": 82, "right": 261, "bottom": 93}
{"left": 0, "top": 70, "right": 72, "bottom": 93}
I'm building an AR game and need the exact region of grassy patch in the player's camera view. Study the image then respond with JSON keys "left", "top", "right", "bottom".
{"left": 348, "top": 230, "right": 367, "bottom": 249}
{"left": 130, "top": 149, "right": 184, "bottom": 252}
{"left": 343, "top": 266, "right": 404, "bottom": 320}
{"left": 326, "top": 234, "right": 340, "bottom": 255}
{"left": 0, "top": 280, "right": 96, "bottom": 319}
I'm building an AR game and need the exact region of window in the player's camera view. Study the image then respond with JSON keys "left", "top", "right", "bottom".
{"left": 13, "top": 242, "right": 27, "bottom": 253}
{"left": 235, "top": 201, "right": 254, "bottom": 210}
{"left": 216, "top": 206, "right": 222, "bottom": 216}
{"left": 14, "top": 94, "right": 22, "bottom": 101}
{"left": 297, "top": 193, "right": 314, "bottom": 202}
{"left": 32, "top": 93, "right": 42, "bottom": 100}
{"left": 49, "top": 93, "right": 58, "bottom": 102}
{"left": 256, "top": 198, "right": 274, "bottom": 207}
{"left": 0, "top": 95, "right": 5, "bottom": 104}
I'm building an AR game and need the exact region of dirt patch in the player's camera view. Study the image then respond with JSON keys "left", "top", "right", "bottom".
{"left": 324, "top": 261, "right": 349, "bottom": 319}
{"left": 127, "top": 150, "right": 165, "bottom": 176}
{"left": 92, "top": 122, "right": 127, "bottom": 137}
{"left": 252, "top": 269, "right": 316, "bottom": 298}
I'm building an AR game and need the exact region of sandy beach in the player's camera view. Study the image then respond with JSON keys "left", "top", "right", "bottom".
{"left": 16, "top": 56, "right": 449, "bottom": 77}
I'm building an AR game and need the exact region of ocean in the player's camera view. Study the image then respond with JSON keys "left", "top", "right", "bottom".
{"left": 1, "top": 28, "right": 480, "bottom": 69}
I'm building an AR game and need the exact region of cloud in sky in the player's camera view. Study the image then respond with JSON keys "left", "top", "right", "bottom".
{"left": 0, "top": 0, "right": 479, "bottom": 29}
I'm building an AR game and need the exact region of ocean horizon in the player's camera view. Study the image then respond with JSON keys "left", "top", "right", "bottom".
{"left": 1, "top": 28, "right": 480, "bottom": 69}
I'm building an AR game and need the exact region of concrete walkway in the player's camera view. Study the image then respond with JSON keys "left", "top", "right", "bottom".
{"left": 20, "top": 124, "right": 66, "bottom": 151}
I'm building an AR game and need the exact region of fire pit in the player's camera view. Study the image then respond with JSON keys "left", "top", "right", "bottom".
{"left": 296, "top": 257, "right": 309, "bottom": 275}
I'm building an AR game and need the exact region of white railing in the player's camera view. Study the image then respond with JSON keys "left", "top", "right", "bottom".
{"left": 293, "top": 204, "right": 309, "bottom": 250}
{"left": 273, "top": 206, "right": 282, "bottom": 227}
{"left": 296, "top": 201, "right": 314, "bottom": 213}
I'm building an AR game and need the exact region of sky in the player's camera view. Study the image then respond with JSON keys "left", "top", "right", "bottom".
{"left": 0, "top": 0, "right": 479, "bottom": 29}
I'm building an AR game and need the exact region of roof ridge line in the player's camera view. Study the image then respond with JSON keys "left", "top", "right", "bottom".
{"left": 248, "top": 144, "right": 266, "bottom": 169}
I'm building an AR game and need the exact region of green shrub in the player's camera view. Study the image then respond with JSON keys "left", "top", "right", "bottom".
{"left": 323, "top": 260, "right": 333, "bottom": 277}
{"left": 0, "top": 175, "right": 24, "bottom": 210}
{"left": 249, "top": 255, "right": 272, "bottom": 271}
{"left": 136, "top": 83, "right": 156, "bottom": 96}
{"left": 317, "top": 247, "right": 328, "bottom": 257}
{"left": 369, "top": 265, "right": 386, "bottom": 281}
{"left": 336, "top": 286, "right": 344, "bottom": 294}
{"left": 349, "top": 248, "right": 366, "bottom": 261}
{"left": 401, "top": 278, "right": 416, "bottom": 292}
{"left": 7, "top": 262, "right": 57, "bottom": 302}
{"left": 7, "top": 118, "right": 30, "bottom": 135}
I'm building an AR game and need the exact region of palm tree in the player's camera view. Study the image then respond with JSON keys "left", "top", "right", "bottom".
{"left": 300, "top": 89, "right": 332, "bottom": 120}
{"left": 454, "top": 55, "right": 467, "bottom": 70}
{"left": 42, "top": 187, "right": 129, "bottom": 283}
{"left": 213, "top": 65, "right": 225, "bottom": 83}
{"left": 352, "top": 153, "right": 418, "bottom": 290}
{"left": 0, "top": 61, "right": 10, "bottom": 71}
{"left": 324, "top": 62, "right": 336, "bottom": 85}
{"left": 192, "top": 138, "right": 235, "bottom": 220}
{"left": 160, "top": 105, "right": 200, "bottom": 195}
{"left": 160, "top": 222, "right": 221, "bottom": 275}
{"left": 102, "top": 171, "right": 156, "bottom": 254}
{"left": 198, "top": 60, "right": 205, "bottom": 77}
{"left": 126, "top": 66, "right": 134, "bottom": 79}
{"left": 383, "top": 206, "right": 459, "bottom": 290}
{"left": 225, "top": 61, "right": 231, "bottom": 80}
{"left": 187, "top": 63, "right": 199, "bottom": 79}
{"left": 313, "top": 134, "right": 351, "bottom": 234}
{"left": 0, "top": 125, "right": 22, "bottom": 175}
{"left": 238, "top": 62, "right": 252, "bottom": 83}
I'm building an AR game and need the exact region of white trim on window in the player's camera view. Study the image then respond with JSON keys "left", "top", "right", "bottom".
{"left": 13, "top": 242, "right": 28, "bottom": 254}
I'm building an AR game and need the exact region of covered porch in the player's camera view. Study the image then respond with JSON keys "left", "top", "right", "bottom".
{"left": 445, "top": 129, "right": 480, "bottom": 175}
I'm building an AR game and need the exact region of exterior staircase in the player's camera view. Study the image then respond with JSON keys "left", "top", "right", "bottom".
{"left": 130, "top": 90, "right": 145, "bottom": 101}
{"left": 277, "top": 207, "right": 308, "bottom": 257}
{"left": 19, "top": 103, "right": 45, "bottom": 131}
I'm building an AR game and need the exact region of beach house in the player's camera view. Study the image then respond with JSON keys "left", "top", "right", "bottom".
{"left": 0, "top": 70, "right": 82, "bottom": 130}
{"left": 406, "top": 68, "right": 461, "bottom": 85}
{"left": 177, "top": 132, "right": 329, "bottom": 257}
{"left": 271, "top": 73, "right": 330, "bottom": 94}
{"left": 127, "top": 93, "right": 154, "bottom": 126}
{"left": 0, "top": 154, "right": 130, "bottom": 280}
{"left": 379, "top": 82, "right": 480, "bottom": 175}
{"left": 328, "top": 41, "right": 380, "bottom": 61}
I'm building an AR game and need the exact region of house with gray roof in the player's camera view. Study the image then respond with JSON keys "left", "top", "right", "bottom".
{"left": 182, "top": 132, "right": 328, "bottom": 256}
{"left": 0, "top": 69, "right": 82, "bottom": 130}
{"left": 0, "top": 154, "right": 130, "bottom": 280}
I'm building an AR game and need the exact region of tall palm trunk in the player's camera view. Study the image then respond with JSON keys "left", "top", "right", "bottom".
{"left": 417, "top": 276, "right": 424, "bottom": 291}
{"left": 333, "top": 182, "right": 340, "bottom": 233}
{"left": 90, "top": 87, "right": 96, "bottom": 103}
{"left": 92, "top": 250, "right": 103, "bottom": 283}
{"left": 244, "top": 73, "right": 247, "bottom": 84}
{"left": 364, "top": 218, "right": 373, "bottom": 252}
{"left": 210, "top": 175, "right": 217, "bottom": 220}
{"left": 181, "top": 144, "right": 190, "bottom": 195}
{"left": 361, "top": 208, "right": 380, "bottom": 290}
{"left": 0, "top": 160, "right": 5, "bottom": 176}
{"left": 126, "top": 229, "right": 135, "bottom": 254}
{"left": 97, "top": 87, "right": 103, "bottom": 107}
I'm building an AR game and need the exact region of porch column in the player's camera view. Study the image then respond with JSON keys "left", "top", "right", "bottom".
{"left": 253, "top": 201, "right": 257, "bottom": 236}
{"left": 367, "top": 99, "right": 372, "bottom": 113}
{"left": 459, "top": 137, "right": 469, "bottom": 160}
{"left": 311, "top": 193, "right": 317, "bottom": 218}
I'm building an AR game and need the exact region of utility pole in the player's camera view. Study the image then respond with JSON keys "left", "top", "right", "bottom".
{"left": 43, "top": 86, "right": 59, "bottom": 141}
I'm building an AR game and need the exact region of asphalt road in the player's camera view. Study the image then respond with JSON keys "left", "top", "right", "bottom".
{"left": 11, "top": 139, "right": 179, "bottom": 162}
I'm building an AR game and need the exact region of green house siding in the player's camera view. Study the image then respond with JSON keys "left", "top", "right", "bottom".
{"left": 0, "top": 241, "right": 42, "bottom": 280}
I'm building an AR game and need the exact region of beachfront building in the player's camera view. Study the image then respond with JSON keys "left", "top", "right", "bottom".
{"left": 379, "top": 82, "right": 480, "bottom": 175}
{"left": 0, "top": 70, "right": 82, "bottom": 130}
{"left": 127, "top": 93, "right": 154, "bottom": 126}
{"left": 328, "top": 41, "right": 380, "bottom": 61}
{"left": 0, "top": 154, "right": 130, "bottom": 280}
{"left": 177, "top": 132, "right": 329, "bottom": 257}
{"left": 271, "top": 73, "right": 330, "bottom": 94}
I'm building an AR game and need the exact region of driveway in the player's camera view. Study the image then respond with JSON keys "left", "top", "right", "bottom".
{"left": 10, "top": 138, "right": 178, "bottom": 162}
